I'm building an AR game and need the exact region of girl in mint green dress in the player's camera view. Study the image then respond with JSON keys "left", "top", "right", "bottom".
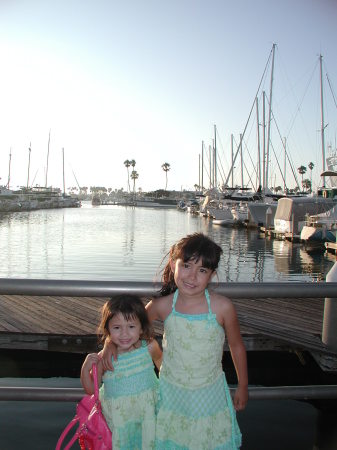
{"left": 81, "top": 294, "right": 162, "bottom": 450}
{"left": 147, "top": 233, "right": 248, "bottom": 449}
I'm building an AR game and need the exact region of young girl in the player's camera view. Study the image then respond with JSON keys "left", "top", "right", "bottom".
{"left": 81, "top": 294, "right": 162, "bottom": 450}
{"left": 147, "top": 232, "right": 248, "bottom": 449}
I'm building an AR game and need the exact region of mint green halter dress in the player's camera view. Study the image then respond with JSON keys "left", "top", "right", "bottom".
{"left": 100, "top": 341, "right": 158, "bottom": 450}
{"left": 156, "top": 289, "right": 242, "bottom": 449}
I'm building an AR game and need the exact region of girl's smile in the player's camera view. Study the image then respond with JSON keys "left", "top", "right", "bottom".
{"left": 108, "top": 313, "right": 142, "bottom": 353}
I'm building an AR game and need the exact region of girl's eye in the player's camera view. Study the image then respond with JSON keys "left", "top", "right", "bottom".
{"left": 183, "top": 263, "right": 190, "bottom": 268}
{"left": 112, "top": 326, "right": 120, "bottom": 330}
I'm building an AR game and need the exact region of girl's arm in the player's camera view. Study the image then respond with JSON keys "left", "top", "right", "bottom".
{"left": 146, "top": 295, "right": 171, "bottom": 323}
{"left": 148, "top": 338, "right": 163, "bottom": 370}
{"left": 100, "top": 337, "right": 118, "bottom": 372}
{"left": 221, "top": 299, "right": 248, "bottom": 411}
{"left": 80, "top": 353, "right": 104, "bottom": 395}
{"left": 145, "top": 298, "right": 159, "bottom": 322}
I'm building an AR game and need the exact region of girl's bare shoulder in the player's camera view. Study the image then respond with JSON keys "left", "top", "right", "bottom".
{"left": 209, "top": 290, "right": 236, "bottom": 315}
{"left": 146, "top": 293, "right": 174, "bottom": 320}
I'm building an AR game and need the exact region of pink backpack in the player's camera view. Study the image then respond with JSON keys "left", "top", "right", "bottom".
{"left": 56, "top": 364, "right": 112, "bottom": 450}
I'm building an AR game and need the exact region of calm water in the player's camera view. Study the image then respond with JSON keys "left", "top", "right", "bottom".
{"left": 0, "top": 201, "right": 334, "bottom": 282}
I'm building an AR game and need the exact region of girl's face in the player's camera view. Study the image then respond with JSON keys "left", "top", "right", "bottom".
{"left": 108, "top": 313, "right": 142, "bottom": 354}
{"left": 170, "top": 257, "right": 215, "bottom": 296}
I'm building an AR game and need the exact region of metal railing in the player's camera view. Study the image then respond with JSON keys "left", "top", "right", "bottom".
{"left": 1, "top": 278, "right": 337, "bottom": 298}
{"left": 0, "top": 277, "right": 337, "bottom": 402}
{"left": 0, "top": 385, "right": 337, "bottom": 402}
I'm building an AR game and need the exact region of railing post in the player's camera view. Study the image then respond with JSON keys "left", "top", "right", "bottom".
{"left": 322, "top": 261, "right": 337, "bottom": 350}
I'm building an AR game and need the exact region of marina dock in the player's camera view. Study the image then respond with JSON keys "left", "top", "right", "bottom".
{"left": 1, "top": 293, "right": 336, "bottom": 374}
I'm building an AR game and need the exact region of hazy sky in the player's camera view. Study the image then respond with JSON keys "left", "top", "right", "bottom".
{"left": 0, "top": 0, "right": 336, "bottom": 193}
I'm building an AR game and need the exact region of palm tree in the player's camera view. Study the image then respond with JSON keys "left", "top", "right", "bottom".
{"left": 308, "top": 162, "right": 314, "bottom": 193}
{"left": 302, "top": 179, "right": 311, "bottom": 192}
{"left": 297, "top": 165, "right": 307, "bottom": 190}
{"left": 161, "top": 162, "right": 170, "bottom": 190}
{"left": 124, "top": 160, "right": 131, "bottom": 192}
{"left": 130, "top": 159, "right": 136, "bottom": 170}
{"left": 131, "top": 170, "right": 139, "bottom": 200}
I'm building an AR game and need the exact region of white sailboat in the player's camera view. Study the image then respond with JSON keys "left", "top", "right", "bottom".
{"left": 1, "top": 140, "right": 81, "bottom": 212}
{"left": 299, "top": 56, "right": 337, "bottom": 243}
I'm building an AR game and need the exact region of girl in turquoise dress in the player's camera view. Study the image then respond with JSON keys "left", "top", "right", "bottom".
{"left": 81, "top": 294, "right": 162, "bottom": 450}
{"left": 146, "top": 233, "right": 248, "bottom": 449}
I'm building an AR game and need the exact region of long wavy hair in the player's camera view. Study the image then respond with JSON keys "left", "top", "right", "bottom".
{"left": 98, "top": 294, "right": 152, "bottom": 344}
{"left": 160, "top": 233, "right": 223, "bottom": 296}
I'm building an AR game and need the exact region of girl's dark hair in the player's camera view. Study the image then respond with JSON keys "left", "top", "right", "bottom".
{"left": 98, "top": 294, "right": 152, "bottom": 344}
{"left": 160, "top": 233, "right": 222, "bottom": 296}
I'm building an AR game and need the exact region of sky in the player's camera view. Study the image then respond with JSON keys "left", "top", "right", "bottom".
{"left": 0, "top": 0, "right": 336, "bottom": 194}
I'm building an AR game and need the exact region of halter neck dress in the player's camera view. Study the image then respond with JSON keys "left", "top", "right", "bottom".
{"left": 100, "top": 340, "right": 158, "bottom": 450}
{"left": 156, "top": 289, "right": 242, "bottom": 449}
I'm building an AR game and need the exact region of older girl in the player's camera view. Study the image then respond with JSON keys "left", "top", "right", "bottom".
{"left": 147, "top": 233, "right": 247, "bottom": 449}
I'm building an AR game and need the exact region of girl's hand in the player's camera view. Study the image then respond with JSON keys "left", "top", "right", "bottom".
{"left": 100, "top": 339, "right": 118, "bottom": 371}
{"left": 82, "top": 353, "right": 101, "bottom": 372}
{"left": 81, "top": 353, "right": 102, "bottom": 395}
{"left": 233, "top": 384, "right": 248, "bottom": 411}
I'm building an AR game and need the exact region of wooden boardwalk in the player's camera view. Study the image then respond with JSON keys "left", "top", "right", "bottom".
{"left": 0, "top": 294, "right": 336, "bottom": 371}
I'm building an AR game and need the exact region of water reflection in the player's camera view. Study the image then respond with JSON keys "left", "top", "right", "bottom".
{"left": 0, "top": 204, "right": 334, "bottom": 282}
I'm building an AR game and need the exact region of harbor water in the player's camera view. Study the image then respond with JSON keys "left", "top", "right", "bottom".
{"left": 1, "top": 202, "right": 336, "bottom": 449}
{"left": 0, "top": 201, "right": 334, "bottom": 282}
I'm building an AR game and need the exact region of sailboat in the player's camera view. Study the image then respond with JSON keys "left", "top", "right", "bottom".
{"left": 300, "top": 171, "right": 337, "bottom": 243}
{"left": 0, "top": 140, "right": 81, "bottom": 212}
{"left": 286, "top": 55, "right": 337, "bottom": 243}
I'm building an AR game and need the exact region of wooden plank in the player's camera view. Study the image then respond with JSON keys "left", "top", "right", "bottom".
{"left": 0, "top": 295, "right": 100, "bottom": 334}
{"left": 0, "top": 294, "right": 334, "bottom": 358}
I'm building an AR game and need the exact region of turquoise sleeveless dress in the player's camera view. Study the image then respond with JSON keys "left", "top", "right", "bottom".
{"left": 100, "top": 340, "right": 158, "bottom": 450}
{"left": 156, "top": 289, "right": 242, "bottom": 449}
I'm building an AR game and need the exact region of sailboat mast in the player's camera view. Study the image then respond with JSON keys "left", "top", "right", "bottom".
{"left": 201, "top": 140, "right": 204, "bottom": 191}
{"left": 45, "top": 129, "right": 51, "bottom": 187}
{"left": 27, "top": 143, "right": 31, "bottom": 188}
{"left": 7, "top": 148, "right": 12, "bottom": 189}
{"left": 209, "top": 145, "right": 212, "bottom": 189}
{"left": 240, "top": 133, "right": 244, "bottom": 189}
{"left": 214, "top": 125, "right": 217, "bottom": 189}
{"left": 262, "top": 91, "right": 266, "bottom": 190}
{"left": 198, "top": 154, "right": 201, "bottom": 191}
{"left": 283, "top": 137, "right": 287, "bottom": 193}
{"left": 62, "top": 147, "right": 66, "bottom": 195}
{"left": 223, "top": 44, "right": 274, "bottom": 189}
{"left": 265, "top": 43, "right": 276, "bottom": 192}
{"left": 256, "top": 97, "right": 261, "bottom": 188}
{"left": 231, "top": 134, "right": 234, "bottom": 188}
{"left": 320, "top": 54, "right": 326, "bottom": 187}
